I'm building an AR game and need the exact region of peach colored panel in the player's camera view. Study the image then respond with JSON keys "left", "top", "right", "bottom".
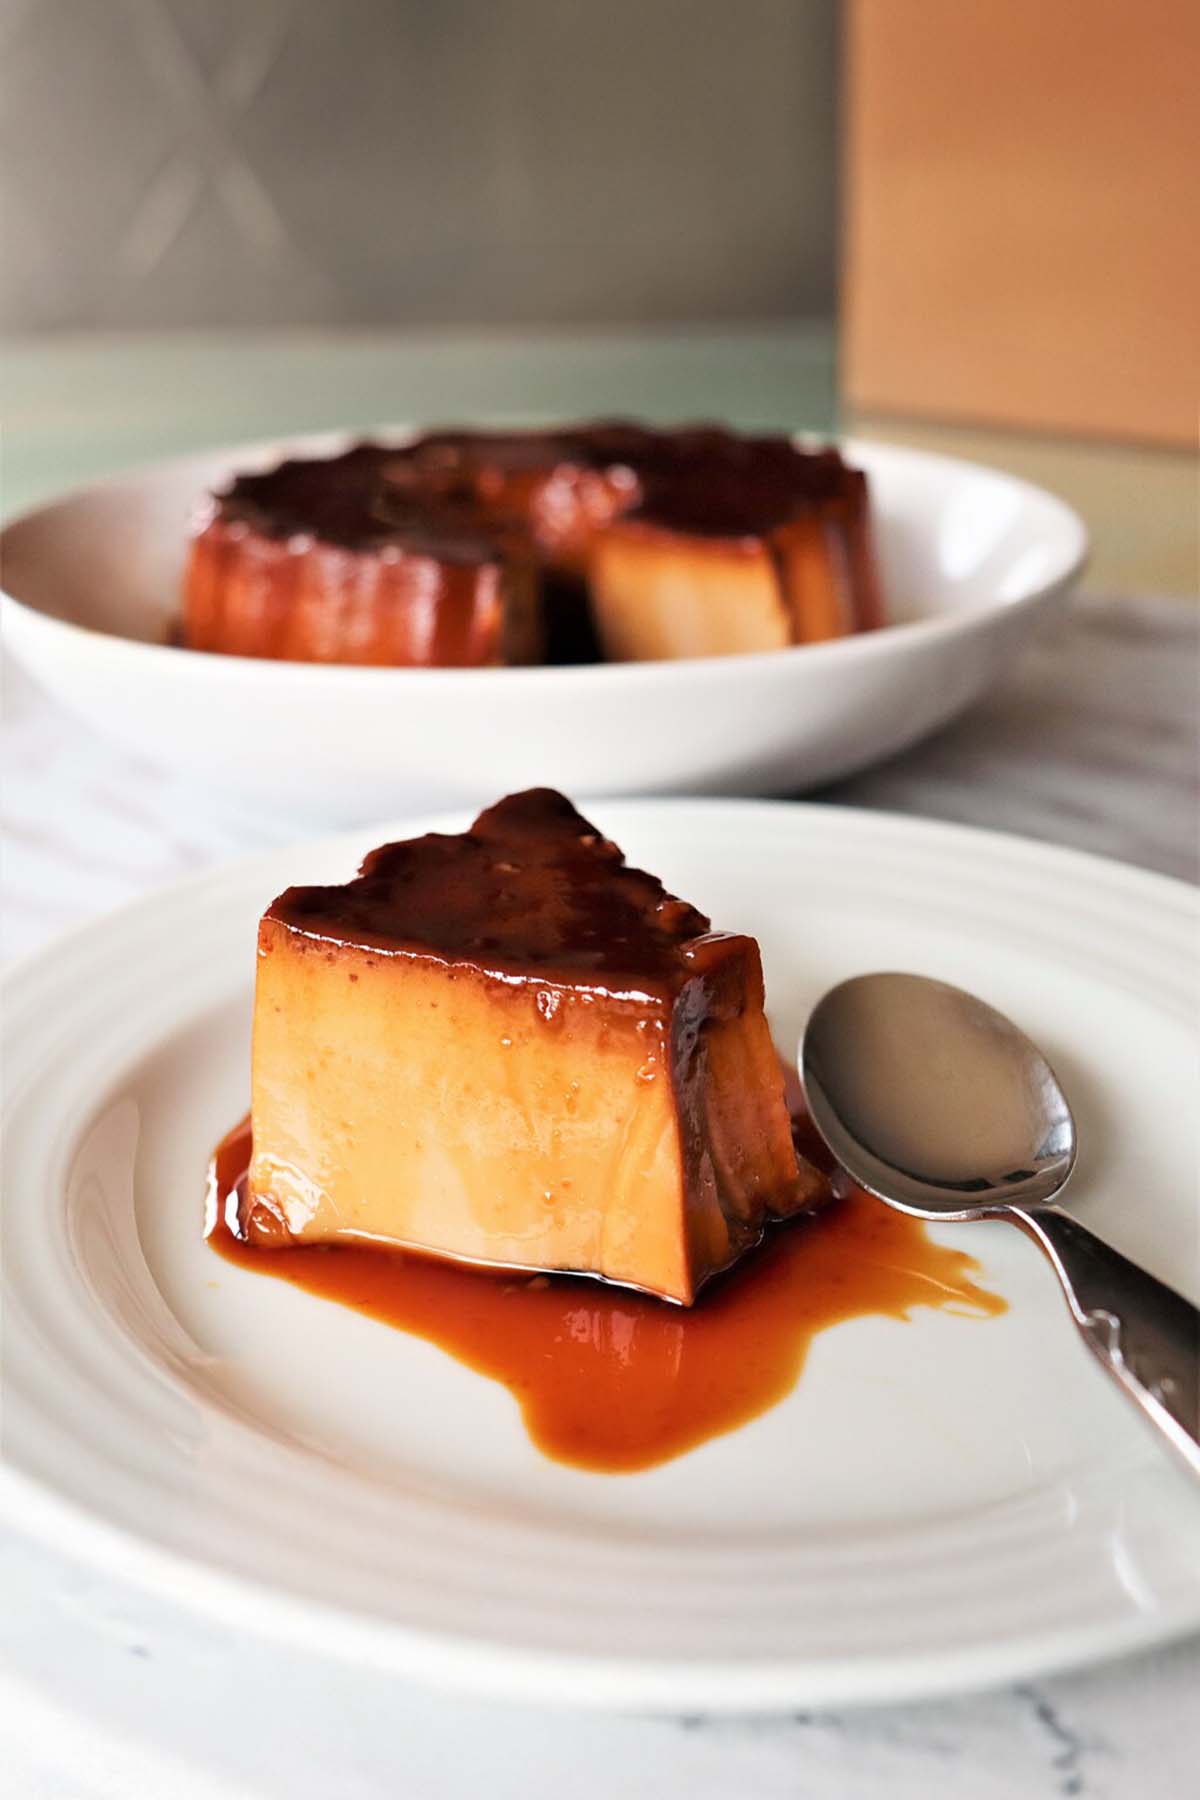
{"left": 843, "top": 0, "right": 1199, "bottom": 444}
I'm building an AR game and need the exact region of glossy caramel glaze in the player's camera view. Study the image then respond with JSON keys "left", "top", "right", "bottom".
{"left": 206, "top": 1107, "right": 1006, "bottom": 1473}
{"left": 268, "top": 787, "right": 713, "bottom": 992}
{"left": 199, "top": 444, "right": 511, "bottom": 559}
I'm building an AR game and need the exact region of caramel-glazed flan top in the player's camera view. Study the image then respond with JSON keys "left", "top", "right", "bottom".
{"left": 210, "top": 425, "right": 864, "bottom": 551}
{"left": 269, "top": 786, "right": 713, "bottom": 996}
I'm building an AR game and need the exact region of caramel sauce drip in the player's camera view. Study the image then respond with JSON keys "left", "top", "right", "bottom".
{"left": 206, "top": 1105, "right": 1005, "bottom": 1474}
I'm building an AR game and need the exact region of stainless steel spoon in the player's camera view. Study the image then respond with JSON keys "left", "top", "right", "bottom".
{"left": 801, "top": 971, "right": 1200, "bottom": 1478}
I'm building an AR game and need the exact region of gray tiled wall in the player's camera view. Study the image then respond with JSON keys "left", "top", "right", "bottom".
{"left": 2, "top": 0, "right": 838, "bottom": 330}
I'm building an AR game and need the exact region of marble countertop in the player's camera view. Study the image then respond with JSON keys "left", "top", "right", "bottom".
{"left": 2, "top": 591, "right": 1197, "bottom": 1798}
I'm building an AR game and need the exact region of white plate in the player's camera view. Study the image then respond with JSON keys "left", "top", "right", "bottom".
{"left": 4, "top": 800, "right": 1197, "bottom": 1712}
{"left": 0, "top": 434, "right": 1086, "bottom": 825}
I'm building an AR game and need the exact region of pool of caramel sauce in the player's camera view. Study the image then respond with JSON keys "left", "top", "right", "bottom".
{"left": 206, "top": 1106, "right": 1005, "bottom": 1474}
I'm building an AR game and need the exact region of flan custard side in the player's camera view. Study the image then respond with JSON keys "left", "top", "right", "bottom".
{"left": 184, "top": 445, "right": 542, "bottom": 667}
{"left": 183, "top": 425, "right": 883, "bottom": 668}
{"left": 244, "top": 788, "right": 825, "bottom": 1304}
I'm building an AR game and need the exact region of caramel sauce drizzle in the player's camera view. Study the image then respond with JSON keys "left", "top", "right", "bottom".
{"left": 206, "top": 1110, "right": 1005, "bottom": 1473}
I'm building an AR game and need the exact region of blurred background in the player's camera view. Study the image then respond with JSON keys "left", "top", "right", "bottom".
{"left": 1, "top": 0, "right": 1195, "bottom": 589}
{"left": 2, "top": 0, "right": 840, "bottom": 331}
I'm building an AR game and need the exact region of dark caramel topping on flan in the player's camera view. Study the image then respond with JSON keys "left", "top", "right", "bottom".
{"left": 623, "top": 446, "right": 859, "bottom": 540}
{"left": 206, "top": 427, "right": 864, "bottom": 555}
{"left": 246, "top": 787, "right": 819, "bottom": 1302}
{"left": 268, "top": 787, "right": 712, "bottom": 994}
{"left": 205, "top": 444, "right": 514, "bottom": 565}
{"left": 397, "top": 425, "right": 855, "bottom": 514}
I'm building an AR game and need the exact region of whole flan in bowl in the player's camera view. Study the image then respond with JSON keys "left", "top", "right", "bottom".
{"left": 181, "top": 425, "right": 884, "bottom": 667}
{"left": 0, "top": 427, "right": 1087, "bottom": 823}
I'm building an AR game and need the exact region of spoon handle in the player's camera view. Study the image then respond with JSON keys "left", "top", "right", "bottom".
{"left": 1009, "top": 1204, "right": 1200, "bottom": 1478}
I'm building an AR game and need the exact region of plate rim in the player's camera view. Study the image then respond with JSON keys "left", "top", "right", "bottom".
{"left": 2, "top": 798, "right": 1196, "bottom": 1712}
{"left": 4, "top": 1455, "right": 1196, "bottom": 1713}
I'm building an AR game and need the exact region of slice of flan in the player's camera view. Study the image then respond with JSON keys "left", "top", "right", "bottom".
{"left": 242, "top": 788, "right": 824, "bottom": 1303}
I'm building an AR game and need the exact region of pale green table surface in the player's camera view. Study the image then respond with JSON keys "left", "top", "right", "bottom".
{"left": 1, "top": 325, "right": 831, "bottom": 515}
{"left": 2, "top": 325, "right": 1195, "bottom": 595}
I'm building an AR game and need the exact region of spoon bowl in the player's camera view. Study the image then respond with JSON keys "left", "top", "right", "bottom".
{"left": 802, "top": 972, "right": 1077, "bottom": 1217}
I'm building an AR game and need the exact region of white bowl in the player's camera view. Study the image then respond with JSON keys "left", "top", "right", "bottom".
{"left": 0, "top": 433, "right": 1086, "bottom": 824}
